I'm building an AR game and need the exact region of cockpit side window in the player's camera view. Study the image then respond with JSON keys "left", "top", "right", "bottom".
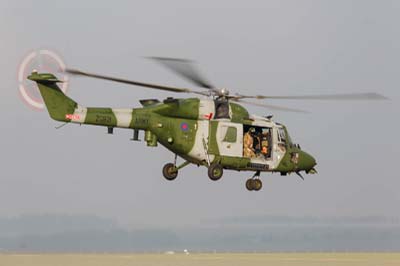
{"left": 278, "top": 128, "right": 286, "bottom": 143}
{"left": 276, "top": 127, "right": 287, "bottom": 153}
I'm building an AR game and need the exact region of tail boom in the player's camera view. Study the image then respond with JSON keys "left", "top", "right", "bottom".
{"left": 29, "top": 72, "right": 135, "bottom": 129}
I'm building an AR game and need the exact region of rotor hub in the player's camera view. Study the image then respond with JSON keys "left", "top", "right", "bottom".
{"left": 217, "top": 88, "right": 230, "bottom": 97}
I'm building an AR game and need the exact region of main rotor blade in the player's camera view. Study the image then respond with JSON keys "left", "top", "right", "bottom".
{"left": 148, "top": 57, "right": 215, "bottom": 89}
{"left": 232, "top": 99, "right": 309, "bottom": 113}
{"left": 235, "top": 92, "right": 388, "bottom": 101}
{"left": 65, "top": 68, "right": 208, "bottom": 96}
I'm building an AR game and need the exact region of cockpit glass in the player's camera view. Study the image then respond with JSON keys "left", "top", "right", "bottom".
{"left": 278, "top": 128, "right": 286, "bottom": 143}
{"left": 284, "top": 128, "right": 293, "bottom": 144}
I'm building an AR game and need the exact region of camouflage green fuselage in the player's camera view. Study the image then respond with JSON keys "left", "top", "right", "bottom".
{"left": 63, "top": 98, "right": 315, "bottom": 174}
{"left": 29, "top": 72, "right": 316, "bottom": 175}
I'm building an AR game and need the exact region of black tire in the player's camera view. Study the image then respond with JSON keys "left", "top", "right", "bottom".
{"left": 245, "top": 179, "right": 254, "bottom": 191}
{"left": 253, "top": 179, "right": 262, "bottom": 191}
{"left": 162, "top": 163, "right": 178, "bottom": 181}
{"left": 208, "top": 163, "right": 223, "bottom": 181}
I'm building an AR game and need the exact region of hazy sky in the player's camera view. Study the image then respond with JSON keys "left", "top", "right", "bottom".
{"left": 1, "top": 0, "right": 399, "bottom": 228}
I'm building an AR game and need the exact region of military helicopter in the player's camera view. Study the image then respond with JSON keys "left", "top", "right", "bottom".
{"left": 27, "top": 57, "right": 387, "bottom": 191}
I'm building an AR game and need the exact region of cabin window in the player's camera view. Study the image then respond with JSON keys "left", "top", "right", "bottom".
{"left": 223, "top": 126, "right": 237, "bottom": 143}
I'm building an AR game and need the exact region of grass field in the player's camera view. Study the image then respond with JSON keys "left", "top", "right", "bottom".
{"left": 1, "top": 253, "right": 400, "bottom": 266}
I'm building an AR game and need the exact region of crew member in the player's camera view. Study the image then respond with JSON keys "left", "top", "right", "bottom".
{"left": 261, "top": 130, "right": 269, "bottom": 157}
{"left": 243, "top": 127, "right": 256, "bottom": 158}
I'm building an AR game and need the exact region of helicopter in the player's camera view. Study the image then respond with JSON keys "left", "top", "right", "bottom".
{"left": 27, "top": 57, "right": 387, "bottom": 191}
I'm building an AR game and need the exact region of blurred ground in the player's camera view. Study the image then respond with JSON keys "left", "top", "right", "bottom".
{"left": 1, "top": 253, "right": 399, "bottom": 266}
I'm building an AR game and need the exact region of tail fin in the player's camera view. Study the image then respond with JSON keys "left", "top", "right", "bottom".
{"left": 28, "top": 72, "right": 78, "bottom": 122}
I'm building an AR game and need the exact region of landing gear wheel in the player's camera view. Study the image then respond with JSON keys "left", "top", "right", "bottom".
{"left": 246, "top": 179, "right": 254, "bottom": 191}
{"left": 245, "top": 179, "right": 262, "bottom": 191}
{"left": 162, "top": 163, "right": 178, "bottom": 181}
{"left": 208, "top": 163, "right": 223, "bottom": 181}
{"left": 253, "top": 179, "right": 262, "bottom": 191}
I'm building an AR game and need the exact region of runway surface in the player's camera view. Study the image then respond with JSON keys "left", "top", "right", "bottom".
{"left": 1, "top": 253, "right": 400, "bottom": 266}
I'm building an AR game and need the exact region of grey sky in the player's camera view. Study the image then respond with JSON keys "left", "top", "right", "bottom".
{"left": 0, "top": 0, "right": 399, "bottom": 228}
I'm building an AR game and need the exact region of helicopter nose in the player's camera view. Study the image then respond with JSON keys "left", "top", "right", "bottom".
{"left": 298, "top": 151, "right": 317, "bottom": 172}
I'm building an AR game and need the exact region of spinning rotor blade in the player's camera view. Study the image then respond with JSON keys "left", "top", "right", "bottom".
{"left": 65, "top": 68, "right": 208, "bottom": 96}
{"left": 234, "top": 92, "right": 388, "bottom": 101}
{"left": 232, "top": 99, "right": 309, "bottom": 113}
{"left": 148, "top": 57, "right": 215, "bottom": 89}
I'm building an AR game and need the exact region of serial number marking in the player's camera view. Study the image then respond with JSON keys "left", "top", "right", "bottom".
{"left": 96, "top": 115, "right": 112, "bottom": 123}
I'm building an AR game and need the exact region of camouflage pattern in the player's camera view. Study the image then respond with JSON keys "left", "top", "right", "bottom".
{"left": 29, "top": 72, "right": 317, "bottom": 175}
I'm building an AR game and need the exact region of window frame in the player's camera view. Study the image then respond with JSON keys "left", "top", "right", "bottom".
{"left": 222, "top": 126, "right": 237, "bottom": 143}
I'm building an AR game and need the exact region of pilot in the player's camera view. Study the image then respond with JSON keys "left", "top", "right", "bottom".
{"left": 243, "top": 127, "right": 256, "bottom": 158}
{"left": 261, "top": 130, "right": 269, "bottom": 157}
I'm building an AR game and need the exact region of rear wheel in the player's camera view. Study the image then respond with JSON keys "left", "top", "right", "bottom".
{"left": 208, "top": 163, "right": 223, "bottom": 181}
{"left": 245, "top": 179, "right": 262, "bottom": 191}
{"left": 162, "top": 163, "right": 178, "bottom": 181}
{"left": 245, "top": 179, "right": 254, "bottom": 191}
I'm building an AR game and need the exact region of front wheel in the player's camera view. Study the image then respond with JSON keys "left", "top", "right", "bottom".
{"left": 162, "top": 163, "right": 178, "bottom": 181}
{"left": 208, "top": 163, "right": 223, "bottom": 181}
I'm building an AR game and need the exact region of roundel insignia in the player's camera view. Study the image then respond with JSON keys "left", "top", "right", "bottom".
{"left": 180, "top": 122, "right": 189, "bottom": 132}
